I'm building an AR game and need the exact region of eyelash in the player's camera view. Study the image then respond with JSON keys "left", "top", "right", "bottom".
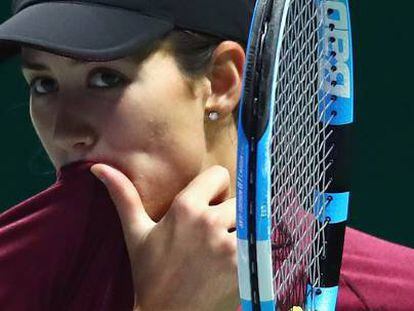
{"left": 28, "top": 70, "right": 127, "bottom": 96}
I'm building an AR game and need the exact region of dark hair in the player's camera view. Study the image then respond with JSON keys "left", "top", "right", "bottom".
{"left": 160, "top": 30, "right": 245, "bottom": 123}
{"left": 162, "top": 30, "right": 224, "bottom": 78}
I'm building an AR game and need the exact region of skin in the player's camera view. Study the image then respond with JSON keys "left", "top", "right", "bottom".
{"left": 21, "top": 40, "right": 246, "bottom": 310}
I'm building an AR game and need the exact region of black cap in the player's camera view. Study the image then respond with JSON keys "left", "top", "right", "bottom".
{"left": 0, "top": 0, "right": 254, "bottom": 62}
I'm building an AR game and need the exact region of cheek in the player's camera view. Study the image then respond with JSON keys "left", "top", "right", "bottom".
{"left": 103, "top": 85, "right": 207, "bottom": 220}
{"left": 29, "top": 100, "right": 57, "bottom": 155}
{"left": 132, "top": 155, "right": 202, "bottom": 221}
{"left": 30, "top": 99, "right": 49, "bottom": 136}
{"left": 104, "top": 65, "right": 207, "bottom": 157}
{"left": 115, "top": 121, "right": 206, "bottom": 221}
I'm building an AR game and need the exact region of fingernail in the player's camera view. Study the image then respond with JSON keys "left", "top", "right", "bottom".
{"left": 98, "top": 176, "right": 107, "bottom": 185}
{"left": 90, "top": 168, "right": 107, "bottom": 184}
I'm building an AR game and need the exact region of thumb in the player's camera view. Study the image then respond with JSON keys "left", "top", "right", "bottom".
{"left": 90, "top": 163, "right": 155, "bottom": 249}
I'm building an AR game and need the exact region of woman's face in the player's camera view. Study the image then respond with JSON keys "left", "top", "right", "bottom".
{"left": 21, "top": 46, "right": 217, "bottom": 220}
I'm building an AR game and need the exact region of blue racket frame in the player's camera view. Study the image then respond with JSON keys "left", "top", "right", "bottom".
{"left": 236, "top": 0, "right": 354, "bottom": 310}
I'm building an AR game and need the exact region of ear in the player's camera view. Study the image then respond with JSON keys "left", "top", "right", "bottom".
{"left": 205, "top": 41, "right": 245, "bottom": 120}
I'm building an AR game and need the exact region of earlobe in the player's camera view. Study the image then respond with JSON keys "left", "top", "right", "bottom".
{"left": 205, "top": 41, "right": 245, "bottom": 120}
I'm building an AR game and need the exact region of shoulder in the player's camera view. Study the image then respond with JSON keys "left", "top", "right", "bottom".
{"left": 337, "top": 227, "right": 414, "bottom": 310}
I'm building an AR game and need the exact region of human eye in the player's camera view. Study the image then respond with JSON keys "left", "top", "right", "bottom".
{"left": 89, "top": 69, "right": 126, "bottom": 89}
{"left": 29, "top": 77, "right": 58, "bottom": 96}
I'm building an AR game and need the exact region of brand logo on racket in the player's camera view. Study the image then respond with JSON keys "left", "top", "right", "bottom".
{"left": 324, "top": 1, "right": 351, "bottom": 99}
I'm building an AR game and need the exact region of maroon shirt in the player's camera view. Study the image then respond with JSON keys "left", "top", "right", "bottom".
{"left": 1, "top": 161, "right": 413, "bottom": 310}
{"left": 0, "top": 161, "right": 134, "bottom": 310}
{"left": 338, "top": 228, "right": 414, "bottom": 310}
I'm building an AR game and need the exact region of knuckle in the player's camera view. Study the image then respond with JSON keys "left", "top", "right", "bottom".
{"left": 231, "top": 254, "right": 238, "bottom": 270}
{"left": 198, "top": 213, "right": 221, "bottom": 233}
{"left": 211, "top": 165, "right": 230, "bottom": 183}
{"left": 219, "top": 238, "right": 237, "bottom": 256}
{"left": 171, "top": 193, "right": 196, "bottom": 217}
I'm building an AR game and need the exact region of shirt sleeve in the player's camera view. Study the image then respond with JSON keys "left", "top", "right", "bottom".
{"left": 337, "top": 227, "right": 414, "bottom": 310}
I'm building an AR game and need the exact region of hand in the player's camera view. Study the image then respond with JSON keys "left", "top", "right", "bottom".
{"left": 90, "top": 164, "right": 239, "bottom": 311}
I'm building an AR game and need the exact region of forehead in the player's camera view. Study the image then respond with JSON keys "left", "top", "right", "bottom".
{"left": 20, "top": 46, "right": 140, "bottom": 67}
{"left": 21, "top": 47, "right": 85, "bottom": 65}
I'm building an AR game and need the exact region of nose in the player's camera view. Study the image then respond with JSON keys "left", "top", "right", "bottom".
{"left": 52, "top": 99, "right": 98, "bottom": 155}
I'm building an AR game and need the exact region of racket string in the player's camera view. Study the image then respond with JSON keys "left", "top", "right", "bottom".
{"left": 272, "top": 147, "right": 333, "bottom": 289}
{"left": 275, "top": 5, "right": 323, "bottom": 92}
{"left": 271, "top": 66, "right": 334, "bottom": 174}
{"left": 271, "top": 92, "right": 335, "bottom": 195}
{"left": 273, "top": 25, "right": 324, "bottom": 129}
{"left": 273, "top": 47, "right": 326, "bottom": 145}
{"left": 268, "top": 0, "right": 336, "bottom": 308}
{"left": 272, "top": 134, "right": 333, "bottom": 230}
{"left": 272, "top": 139, "right": 334, "bottom": 234}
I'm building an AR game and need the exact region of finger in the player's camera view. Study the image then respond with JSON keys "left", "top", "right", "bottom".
{"left": 230, "top": 231, "right": 238, "bottom": 266}
{"left": 178, "top": 165, "right": 231, "bottom": 208}
{"left": 228, "top": 231, "right": 237, "bottom": 248}
{"left": 209, "top": 198, "right": 236, "bottom": 231}
{"left": 228, "top": 231, "right": 238, "bottom": 266}
{"left": 214, "top": 229, "right": 237, "bottom": 259}
{"left": 90, "top": 163, "right": 155, "bottom": 247}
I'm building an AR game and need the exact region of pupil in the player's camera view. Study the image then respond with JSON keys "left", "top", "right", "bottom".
{"left": 102, "top": 73, "right": 119, "bottom": 85}
{"left": 40, "top": 79, "right": 55, "bottom": 92}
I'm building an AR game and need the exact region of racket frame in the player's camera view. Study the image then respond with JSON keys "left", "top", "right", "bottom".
{"left": 236, "top": 0, "right": 354, "bottom": 310}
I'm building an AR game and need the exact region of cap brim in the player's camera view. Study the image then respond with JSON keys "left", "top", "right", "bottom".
{"left": 0, "top": 2, "right": 174, "bottom": 61}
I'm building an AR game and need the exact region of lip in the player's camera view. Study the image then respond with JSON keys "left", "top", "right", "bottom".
{"left": 57, "top": 158, "right": 117, "bottom": 178}
{"left": 58, "top": 157, "right": 137, "bottom": 193}
{"left": 56, "top": 159, "right": 98, "bottom": 182}
{"left": 61, "top": 159, "right": 100, "bottom": 168}
{"left": 58, "top": 158, "right": 110, "bottom": 173}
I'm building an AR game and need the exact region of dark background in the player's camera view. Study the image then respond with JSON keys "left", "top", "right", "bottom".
{"left": 0, "top": 2, "right": 413, "bottom": 248}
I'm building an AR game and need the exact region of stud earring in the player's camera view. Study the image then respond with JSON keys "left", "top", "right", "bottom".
{"left": 208, "top": 111, "right": 220, "bottom": 121}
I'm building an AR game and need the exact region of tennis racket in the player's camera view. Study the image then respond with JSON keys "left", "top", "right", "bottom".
{"left": 236, "top": 0, "right": 353, "bottom": 310}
